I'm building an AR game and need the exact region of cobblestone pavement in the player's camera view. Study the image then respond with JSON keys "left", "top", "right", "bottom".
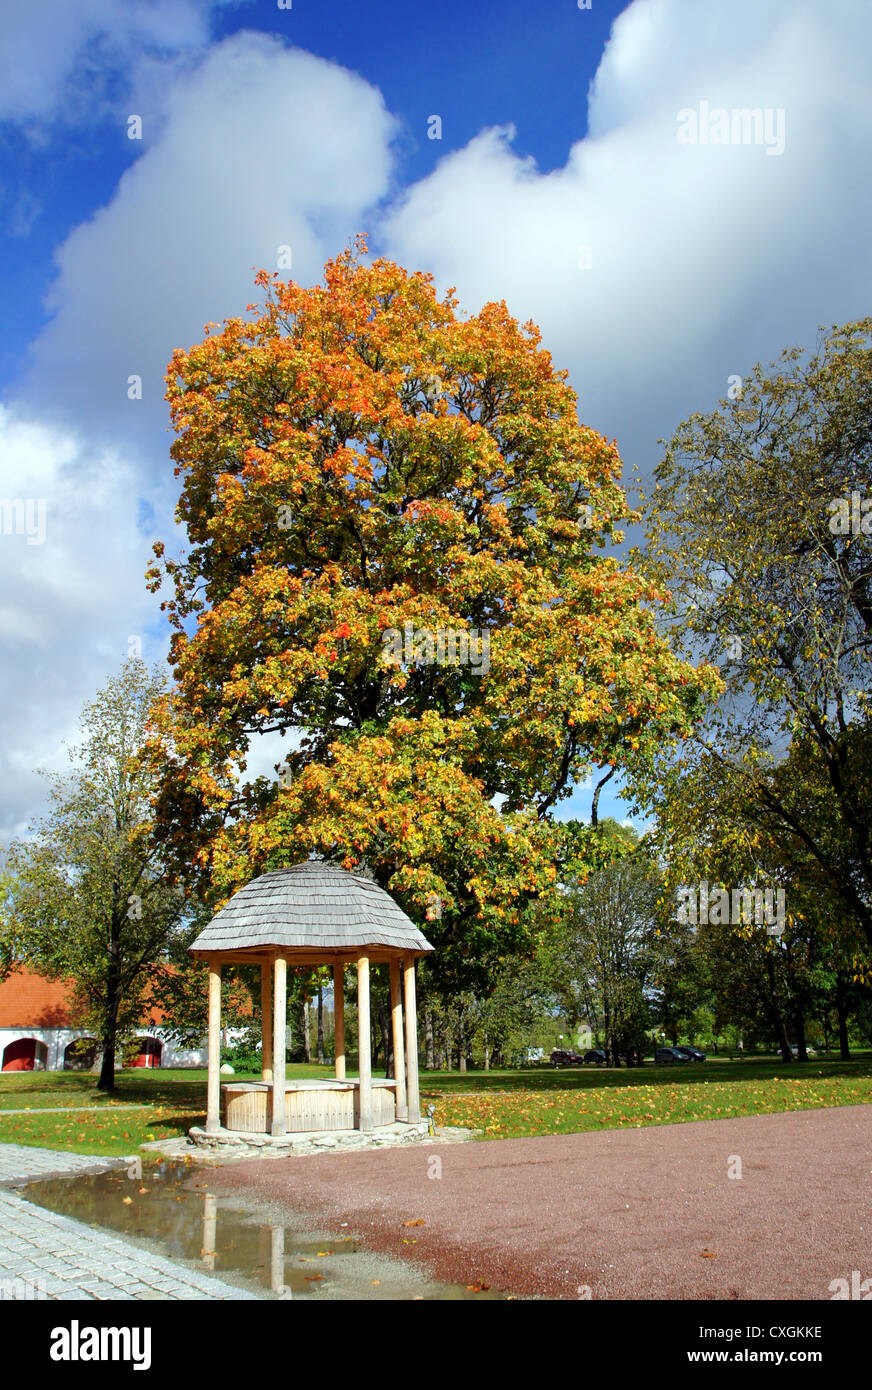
{"left": 0, "top": 1143, "right": 124, "bottom": 1187}
{"left": 0, "top": 1144, "right": 258, "bottom": 1301}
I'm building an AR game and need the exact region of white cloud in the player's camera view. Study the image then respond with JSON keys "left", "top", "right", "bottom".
{"left": 0, "top": 0, "right": 232, "bottom": 126}
{"left": 21, "top": 32, "right": 398, "bottom": 447}
{"left": 0, "top": 405, "right": 163, "bottom": 840}
{"left": 383, "top": 0, "right": 872, "bottom": 470}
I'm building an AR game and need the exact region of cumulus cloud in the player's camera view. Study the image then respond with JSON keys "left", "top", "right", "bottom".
{"left": 21, "top": 32, "right": 399, "bottom": 448}
{"left": 0, "top": 405, "right": 163, "bottom": 840}
{"left": 383, "top": 0, "right": 872, "bottom": 475}
{"left": 0, "top": 0, "right": 233, "bottom": 126}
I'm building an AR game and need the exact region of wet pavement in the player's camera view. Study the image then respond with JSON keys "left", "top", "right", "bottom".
{"left": 0, "top": 1144, "right": 257, "bottom": 1301}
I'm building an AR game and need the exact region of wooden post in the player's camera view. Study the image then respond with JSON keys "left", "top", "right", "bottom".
{"left": 206, "top": 957, "right": 222, "bottom": 1134}
{"left": 261, "top": 961, "right": 273, "bottom": 1083}
{"left": 403, "top": 955, "right": 421, "bottom": 1123}
{"left": 357, "top": 955, "right": 372, "bottom": 1132}
{"left": 333, "top": 962, "right": 346, "bottom": 1081}
{"left": 390, "top": 957, "right": 408, "bottom": 1121}
{"left": 271, "top": 955, "right": 287, "bottom": 1136}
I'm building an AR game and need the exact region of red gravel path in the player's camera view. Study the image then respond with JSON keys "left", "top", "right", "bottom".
{"left": 207, "top": 1105, "right": 872, "bottom": 1300}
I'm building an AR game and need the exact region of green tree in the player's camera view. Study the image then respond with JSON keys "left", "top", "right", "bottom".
{"left": 634, "top": 320, "right": 872, "bottom": 952}
{"left": 2, "top": 658, "right": 191, "bottom": 1091}
{"left": 542, "top": 826, "right": 660, "bottom": 1064}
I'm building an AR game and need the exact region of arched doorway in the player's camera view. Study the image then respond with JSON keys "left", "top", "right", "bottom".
{"left": 1, "top": 1037, "right": 49, "bottom": 1071}
{"left": 128, "top": 1036, "right": 162, "bottom": 1068}
{"left": 63, "top": 1038, "right": 99, "bottom": 1071}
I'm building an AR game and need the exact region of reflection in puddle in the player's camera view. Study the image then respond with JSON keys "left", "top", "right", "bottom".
{"left": 19, "top": 1162, "right": 507, "bottom": 1301}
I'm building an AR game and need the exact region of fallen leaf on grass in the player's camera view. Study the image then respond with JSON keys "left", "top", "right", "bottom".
{"left": 467, "top": 1283, "right": 490, "bottom": 1292}
{"left": 121, "top": 1196, "right": 133, "bottom": 1205}
{"left": 305, "top": 1274, "right": 324, "bottom": 1282}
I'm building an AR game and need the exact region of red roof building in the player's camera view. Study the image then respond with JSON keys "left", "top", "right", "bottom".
{"left": 0, "top": 968, "right": 205, "bottom": 1072}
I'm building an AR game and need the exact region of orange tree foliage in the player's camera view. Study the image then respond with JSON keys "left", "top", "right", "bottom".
{"left": 148, "top": 239, "right": 717, "bottom": 989}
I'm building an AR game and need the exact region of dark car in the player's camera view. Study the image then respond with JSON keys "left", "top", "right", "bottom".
{"left": 673, "top": 1045, "right": 706, "bottom": 1062}
{"left": 583, "top": 1049, "right": 608, "bottom": 1066}
{"left": 550, "top": 1048, "right": 584, "bottom": 1066}
{"left": 655, "top": 1046, "right": 687, "bottom": 1064}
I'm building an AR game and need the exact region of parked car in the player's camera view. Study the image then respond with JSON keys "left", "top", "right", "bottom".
{"left": 583, "top": 1049, "right": 608, "bottom": 1066}
{"left": 550, "top": 1048, "right": 585, "bottom": 1067}
{"left": 673, "top": 1045, "right": 706, "bottom": 1061}
{"left": 655, "top": 1046, "right": 687, "bottom": 1064}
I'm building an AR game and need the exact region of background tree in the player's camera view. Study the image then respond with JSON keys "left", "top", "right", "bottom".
{"left": 648, "top": 915, "right": 707, "bottom": 1048}
{"left": 1, "top": 658, "right": 193, "bottom": 1091}
{"left": 541, "top": 824, "right": 660, "bottom": 1065}
{"left": 149, "top": 239, "right": 714, "bottom": 993}
{"left": 634, "top": 320, "right": 872, "bottom": 952}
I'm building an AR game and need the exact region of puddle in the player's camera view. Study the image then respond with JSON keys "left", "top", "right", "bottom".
{"left": 19, "top": 1162, "right": 509, "bottom": 1301}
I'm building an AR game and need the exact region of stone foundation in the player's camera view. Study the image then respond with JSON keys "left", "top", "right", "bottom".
{"left": 185, "top": 1119, "right": 432, "bottom": 1158}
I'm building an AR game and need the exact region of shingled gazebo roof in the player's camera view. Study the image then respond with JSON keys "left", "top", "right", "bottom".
{"left": 189, "top": 860, "right": 434, "bottom": 961}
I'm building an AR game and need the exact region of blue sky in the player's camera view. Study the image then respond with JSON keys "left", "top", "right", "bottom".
{"left": 2, "top": 0, "right": 871, "bottom": 840}
{"left": 0, "top": 0, "right": 628, "bottom": 389}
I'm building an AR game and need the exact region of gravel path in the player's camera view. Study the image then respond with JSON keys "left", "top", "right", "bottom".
{"left": 208, "top": 1104, "right": 872, "bottom": 1300}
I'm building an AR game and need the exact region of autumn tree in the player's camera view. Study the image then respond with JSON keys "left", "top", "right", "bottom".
{"left": 1, "top": 659, "right": 192, "bottom": 1091}
{"left": 149, "top": 239, "right": 715, "bottom": 989}
{"left": 634, "top": 320, "right": 872, "bottom": 954}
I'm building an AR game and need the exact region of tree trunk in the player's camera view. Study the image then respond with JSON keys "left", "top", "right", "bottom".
{"left": 424, "top": 1010, "right": 435, "bottom": 1070}
{"left": 97, "top": 936, "right": 121, "bottom": 1092}
{"left": 765, "top": 954, "right": 794, "bottom": 1062}
{"left": 836, "top": 975, "right": 851, "bottom": 1060}
{"left": 317, "top": 986, "right": 325, "bottom": 1065}
{"left": 302, "top": 998, "right": 311, "bottom": 1063}
{"left": 379, "top": 995, "right": 393, "bottom": 1078}
{"left": 458, "top": 1022, "right": 467, "bottom": 1073}
{"left": 483, "top": 1040, "right": 490, "bottom": 1071}
{"left": 97, "top": 1023, "right": 117, "bottom": 1092}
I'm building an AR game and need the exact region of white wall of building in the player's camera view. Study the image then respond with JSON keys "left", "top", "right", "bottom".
{"left": 0, "top": 1025, "right": 208, "bottom": 1071}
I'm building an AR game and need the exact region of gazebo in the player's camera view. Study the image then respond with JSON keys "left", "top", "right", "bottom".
{"left": 189, "top": 860, "right": 434, "bottom": 1137}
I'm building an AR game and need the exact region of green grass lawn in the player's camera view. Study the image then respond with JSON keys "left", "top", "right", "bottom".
{"left": 1, "top": 1055, "right": 869, "bottom": 1154}
{"left": 0, "top": 1065, "right": 332, "bottom": 1156}
{"left": 423, "top": 1054, "right": 872, "bottom": 1139}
